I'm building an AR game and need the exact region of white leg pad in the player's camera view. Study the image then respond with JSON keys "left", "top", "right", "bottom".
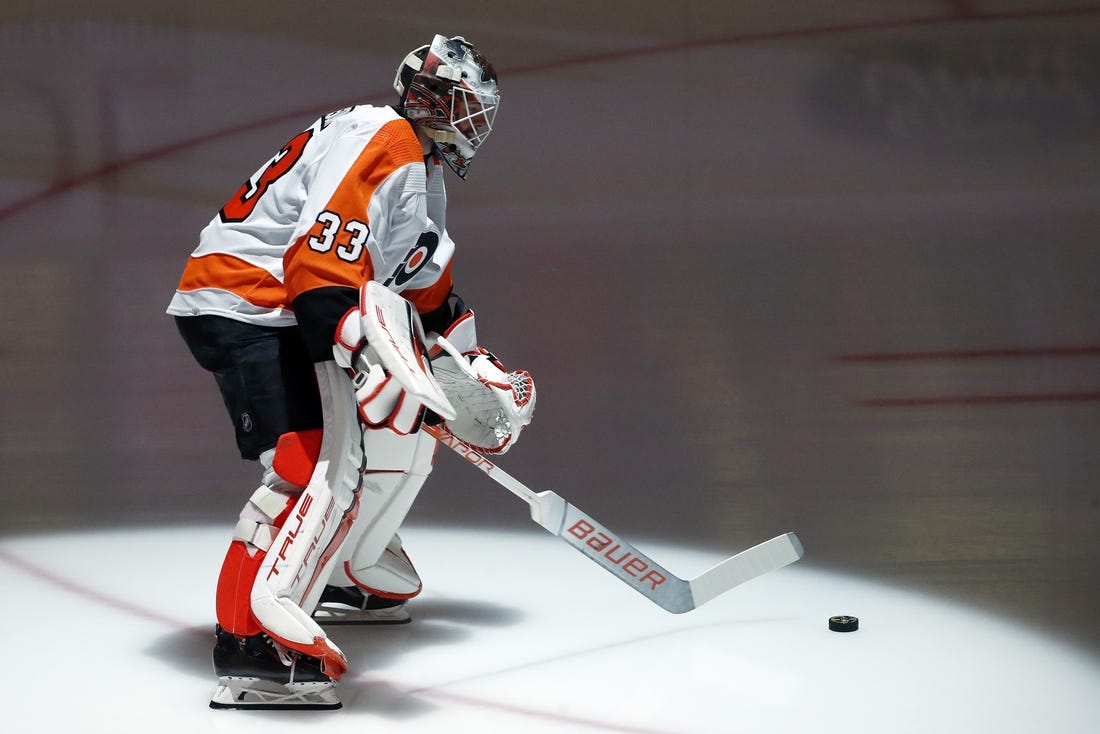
{"left": 252, "top": 595, "right": 330, "bottom": 647}
{"left": 250, "top": 362, "right": 364, "bottom": 673}
{"left": 346, "top": 534, "right": 422, "bottom": 598}
{"left": 323, "top": 428, "right": 436, "bottom": 598}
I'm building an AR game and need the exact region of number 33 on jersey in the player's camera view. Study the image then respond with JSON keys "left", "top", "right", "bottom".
{"left": 167, "top": 105, "right": 456, "bottom": 326}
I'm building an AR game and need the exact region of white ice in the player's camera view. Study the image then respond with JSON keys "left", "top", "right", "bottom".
{"left": 2, "top": 525, "right": 1098, "bottom": 733}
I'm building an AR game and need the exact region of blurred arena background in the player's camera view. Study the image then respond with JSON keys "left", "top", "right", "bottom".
{"left": 1, "top": 1, "right": 1098, "bottom": 659}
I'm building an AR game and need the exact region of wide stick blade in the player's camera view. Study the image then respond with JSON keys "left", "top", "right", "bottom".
{"left": 688, "top": 532, "right": 804, "bottom": 609}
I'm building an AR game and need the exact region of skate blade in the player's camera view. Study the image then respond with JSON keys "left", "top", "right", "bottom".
{"left": 210, "top": 676, "right": 341, "bottom": 710}
{"left": 313, "top": 601, "right": 411, "bottom": 626}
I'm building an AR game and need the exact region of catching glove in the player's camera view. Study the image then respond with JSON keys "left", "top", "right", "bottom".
{"left": 430, "top": 311, "right": 536, "bottom": 454}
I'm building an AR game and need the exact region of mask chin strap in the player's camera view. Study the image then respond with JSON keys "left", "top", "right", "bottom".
{"left": 423, "top": 127, "right": 457, "bottom": 145}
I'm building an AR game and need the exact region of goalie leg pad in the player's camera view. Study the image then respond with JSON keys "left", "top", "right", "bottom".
{"left": 215, "top": 463, "right": 305, "bottom": 637}
{"left": 249, "top": 363, "right": 364, "bottom": 681}
{"left": 345, "top": 534, "right": 422, "bottom": 599}
{"left": 324, "top": 428, "right": 435, "bottom": 597}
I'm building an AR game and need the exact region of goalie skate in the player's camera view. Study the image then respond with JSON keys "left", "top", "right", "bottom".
{"left": 209, "top": 625, "right": 341, "bottom": 710}
{"left": 313, "top": 585, "right": 411, "bottom": 625}
{"left": 210, "top": 678, "right": 340, "bottom": 710}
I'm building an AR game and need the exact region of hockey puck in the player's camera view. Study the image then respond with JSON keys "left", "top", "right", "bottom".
{"left": 829, "top": 615, "right": 859, "bottom": 632}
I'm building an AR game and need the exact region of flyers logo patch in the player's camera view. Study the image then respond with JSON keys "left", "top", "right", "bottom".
{"left": 384, "top": 231, "right": 439, "bottom": 287}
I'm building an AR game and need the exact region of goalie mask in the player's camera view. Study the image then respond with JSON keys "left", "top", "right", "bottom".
{"left": 394, "top": 35, "right": 500, "bottom": 179}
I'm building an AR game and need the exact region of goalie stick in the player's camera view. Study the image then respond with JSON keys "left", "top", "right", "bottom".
{"left": 422, "top": 423, "right": 804, "bottom": 613}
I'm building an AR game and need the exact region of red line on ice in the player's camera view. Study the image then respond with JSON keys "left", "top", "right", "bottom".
{"left": 0, "top": 543, "right": 688, "bottom": 733}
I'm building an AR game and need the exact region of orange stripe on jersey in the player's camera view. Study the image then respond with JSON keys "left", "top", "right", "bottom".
{"left": 402, "top": 259, "right": 454, "bottom": 314}
{"left": 177, "top": 252, "right": 288, "bottom": 309}
{"left": 283, "top": 119, "right": 424, "bottom": 302}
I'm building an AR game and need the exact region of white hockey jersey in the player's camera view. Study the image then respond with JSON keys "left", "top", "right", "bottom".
{"left": 167, "top": 105, "right": 455, "bottom": 325}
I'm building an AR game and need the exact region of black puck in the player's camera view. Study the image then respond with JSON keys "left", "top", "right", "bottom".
{"left": 829, "top": 615, "right": 859, "bottom": 632}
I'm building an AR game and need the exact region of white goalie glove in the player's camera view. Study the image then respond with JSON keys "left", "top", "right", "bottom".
{"left": 333, "top": 282, "right": 456, "bottom": 435}
{"left": 430, "top": 311, "right": 535, "bottom": 454}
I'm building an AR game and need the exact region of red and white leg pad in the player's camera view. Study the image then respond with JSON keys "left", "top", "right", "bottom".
{"left": 214, "top": 363, "right": 363, "bottom": 681}
{"left": 216, "top": 427, "right": 325, "bottom": 637}
{"left": 251, "top": 363, "right": 364, "bottom": 680}
{"left": 348, "top": 534, "right": 422, "bottom": 599}
{"left": 215, "top": 483, "right": 299, "bottom": 637}
{"left": 324, "top": 427, "right": 436, "bottom": 598}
